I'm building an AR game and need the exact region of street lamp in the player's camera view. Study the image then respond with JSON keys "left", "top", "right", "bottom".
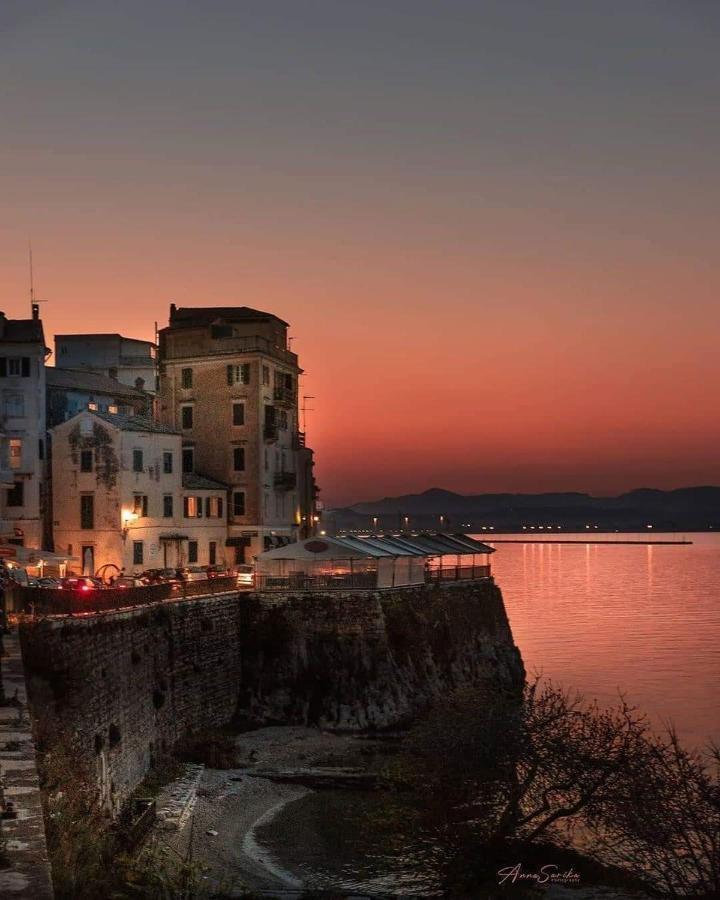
{"left": 122, "top": 510, "right": 138, "bottom": 540}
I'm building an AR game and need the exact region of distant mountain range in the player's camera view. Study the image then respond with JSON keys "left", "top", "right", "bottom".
{"left": 325, "top": 486, "right": 720, "bottom": 533}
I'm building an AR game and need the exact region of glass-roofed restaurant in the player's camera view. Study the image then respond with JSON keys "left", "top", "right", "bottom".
{"left": 255, "top": 533, "right": 495, "bottom": 592}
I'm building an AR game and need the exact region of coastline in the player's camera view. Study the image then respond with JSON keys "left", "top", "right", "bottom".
{"left": 153, "top": 726, "right": 377, "bottom": 895}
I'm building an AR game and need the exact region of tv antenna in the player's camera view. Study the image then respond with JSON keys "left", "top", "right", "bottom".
{"left": 28, "top": 241, "right": 48, "bottom": 318}
{"left": 301, "top": 395, "right": 315, "bottom": 434}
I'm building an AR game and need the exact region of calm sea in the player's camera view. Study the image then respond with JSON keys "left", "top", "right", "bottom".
{"left": 257, "top": 533, "right": 720, "bottom": 893}
{"left": 484, "top": 532, "right": 720, "bottom": 746}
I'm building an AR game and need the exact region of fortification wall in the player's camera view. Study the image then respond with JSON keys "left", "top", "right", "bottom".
{"left": 20, "top": 582, "right": 523, "bottom": 811}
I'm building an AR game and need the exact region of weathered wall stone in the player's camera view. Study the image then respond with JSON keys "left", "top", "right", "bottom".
{"left": 20, "top": 582, "right": 524, "bottom": 811}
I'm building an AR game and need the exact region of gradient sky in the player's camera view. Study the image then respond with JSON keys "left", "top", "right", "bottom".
{"left": 2, "top": 1, "right": 719, "bottom": 506}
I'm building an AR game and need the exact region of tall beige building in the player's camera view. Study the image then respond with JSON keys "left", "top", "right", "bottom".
{"left": 158, "top": 305, "right": 311, "bottom": 561}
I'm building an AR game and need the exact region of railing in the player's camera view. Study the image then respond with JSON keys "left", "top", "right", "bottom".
{"left": 429, "top": 565, "right": 492, "bottom": 582}
{"left": 274, "top": 471, "right": 297, "bottom": 490}
{"left": 171, "top": 333, "right": 299, "bottom": 367}
{"left": 292, "top": 431, "right": 306, "bottom": 451}
{"left": 273, "top": 386, "right": 297, "bottom": 407}
{"left": 6, "top": 575, "right": 242, "bottom": 617}
{"left": 255, "top": 572, "right": 378, "bottom": 592}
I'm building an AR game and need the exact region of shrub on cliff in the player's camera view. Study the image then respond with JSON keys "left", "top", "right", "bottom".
{"left": 381, "top": 679, "right": 719, "bottom": 897}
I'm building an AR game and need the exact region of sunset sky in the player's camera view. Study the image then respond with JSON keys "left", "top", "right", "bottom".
{"left": 2, "top": 1, "right": 719, "bottom": 506}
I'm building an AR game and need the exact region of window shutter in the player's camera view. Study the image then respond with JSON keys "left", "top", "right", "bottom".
{"left": 242, "top": 363, "right": 250, "bottom": 384}
{"left": 21, "top": 357, "right": 30, "bottom": 377}
{"left": 205, "top": 497, "right": 211, "bottom": 517}
{"left": 183, "top": 497, "right": 189, "bottom": 517}
{"left": 218, "top": 497, "right": 223, "bottom": 518}
{"left": 0, "top": 358, "right": 6, "bottom": 377}
{"left": 196, "top": 496, "right": 203, "bottom": 517}
{"left": 227, "top": 364, "right": 233, "bottom": 385}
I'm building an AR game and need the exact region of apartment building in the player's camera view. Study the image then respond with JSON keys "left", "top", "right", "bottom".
{"left": 54, "top": 333, "right": 157, "bottom": 394}
{"left": 51, "top": 410, "right": 227, "bottom": 575}
{"left": 158, "top": 305, "right": 308, "bottom": 561}
{"left": 0, "top": 308, "right": 49, "bottom": 551}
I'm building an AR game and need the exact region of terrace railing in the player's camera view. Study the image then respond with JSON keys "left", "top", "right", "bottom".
{"left": 255, "top": 572, "right": 378, "bottom": 592}
{"left": 6, "top": 575, "right": 241, "bottom": 617}
{"left": 429, "top": 564, "right": 492, "bottom": 582}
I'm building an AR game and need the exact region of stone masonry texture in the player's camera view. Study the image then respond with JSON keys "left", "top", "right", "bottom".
{"left": 19, "top": 582, "right": 524, "bottom": 812}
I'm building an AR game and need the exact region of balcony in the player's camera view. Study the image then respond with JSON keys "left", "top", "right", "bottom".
{"left": 274, "top": 471, "right": 297, "bottom": 491}
{"left": 292, "top": 431, "right": 306, "bottom": 451}
{"left": 264, "top": 422, "right": 278, "bottom": 442}
{"left": 273, "top": 386, "right": 297, "bottom": 408}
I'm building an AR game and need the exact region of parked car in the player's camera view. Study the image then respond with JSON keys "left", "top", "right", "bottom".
{"left": 59, "top": 576, "right": 101, "bottom": 592}
{"left": 235, "top": 564, "right": 255, "bottom": 587}
{"left": 37, "top": 577, "right": 62, "bottom": 589}
{"left": 112, "top": 575, "right": 147, "bottom": 589}
{"left": 141, "top": 568, "right": 181, "bottom": 585}
{"left": 205, "top": 565, "right": 229, "bottom": 579}
{"left": 176, "top": 566, "right": 207, "bottom": 582}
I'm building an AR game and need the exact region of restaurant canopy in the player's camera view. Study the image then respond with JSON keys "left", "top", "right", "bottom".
{"left": 255, "top": 534, "right": 495, "bottom": 591}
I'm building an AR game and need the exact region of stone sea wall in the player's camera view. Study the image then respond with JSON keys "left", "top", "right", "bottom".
{"left": 20, "top": 582, "right": 524, "bottom": 811}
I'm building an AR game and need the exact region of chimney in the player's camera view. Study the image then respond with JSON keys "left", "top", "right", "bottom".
{"left": 170, "top": 302, "right": 177, "bottom": 320}
{"left": 32, "top": 303, "right": 40, "bottom": 320}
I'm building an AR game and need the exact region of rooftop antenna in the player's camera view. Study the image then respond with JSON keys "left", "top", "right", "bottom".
{"left": 301, "top": 395, "right": 315, "bottom": 434}
{"left": 28, "top": 240, "right": 47, "bottom": 321}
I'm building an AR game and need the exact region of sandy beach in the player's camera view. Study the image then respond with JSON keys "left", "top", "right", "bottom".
{"left": 154, "top": 726, "right": 376, "bottom": 896}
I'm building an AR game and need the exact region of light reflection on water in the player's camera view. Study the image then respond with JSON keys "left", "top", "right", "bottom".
{"left": 487, "top": 532, "right": 720, "bottom": 747}
{"left": 260, "top": 533, "right": 720, "bottom": 893}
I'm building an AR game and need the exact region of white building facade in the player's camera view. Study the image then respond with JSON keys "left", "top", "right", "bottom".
{"left": 51, "top": 410, "right": 227, "bottom": 576}
{"left": 0, "top": 310, "right": 48, "bottom": 552}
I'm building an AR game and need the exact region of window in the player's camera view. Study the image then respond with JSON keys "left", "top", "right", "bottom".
{"left": 80, "top": 494, "right": 94, "bottom": 529}
{"left": 163, "top": 451, "right": 173, "bottom": 474}
{"left": 209, "top": 541, "right": 217, "bottom": 565}
{"left": 188, "top": 541, "right": 198, "bottom": 564}
{"left": 232, "top": 491, "right": 246, "bottom": 517}
{"left": 163, "top": 495, "right": 173, "bottom": 518}
{"left": 133, "top": 541, "right": 144, "bottom": 566}
{"left": 232, "top": 402, "right": 245, "bottom": 426}
{"left": 181, "top": 405, "right": 193, "bottom": 429}
{"left": 181, "top": 367, "right": 193, "bottom": 388}
{"left": 205, "top": 496, "right": 223, "bottom": 518}
{"left": 227, "top": 363, "right": 250, "bottom": 385}
{"left": 38, "top": 438, "right": 44, "bottom": 460}
{"left": 4, "top": 394, "right": 24, "bottom": 417}
{"left": 108, "top": 404, "right": 118, "bottom": 414}
{"left": 88, "top": 401, "right": 98, "bottom": 411}
{"left": 6, "top": 481, "right": 24, "bottom": 507}
{"left": 262, "top": 365, "right": 270, "bottom": 386}
{"left": 133, "top": 449, "right": 143, "bottom": 472}
{"left": 278, "top": 409, "right": 288, "bottom": 430}
{"left": 9, "top": 438, "right": 22, "bottom": 470}
{"left": 182, "top": 447, "right": 194, "bottom": 473}
{"left": 133, "top": 494, "right": 149, "bottom": 517}
{"left": 80, "top": 449, "right": 93, "bottom": 472}
{"left": 183, "top": 496, "right": 202, "bottom": 518}
{"left": 1, "top": 357, "right": 30, "bottom": 378}
{"left": 233, "top": 446, "right": 245, "bottom": 471}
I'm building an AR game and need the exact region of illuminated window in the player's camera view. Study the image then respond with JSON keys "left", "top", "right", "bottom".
{"left": 9, "top": 438, "right": 22, "bottom": 469}
{"left": 133, "top": 494, "right": 148, "bottom": 517}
